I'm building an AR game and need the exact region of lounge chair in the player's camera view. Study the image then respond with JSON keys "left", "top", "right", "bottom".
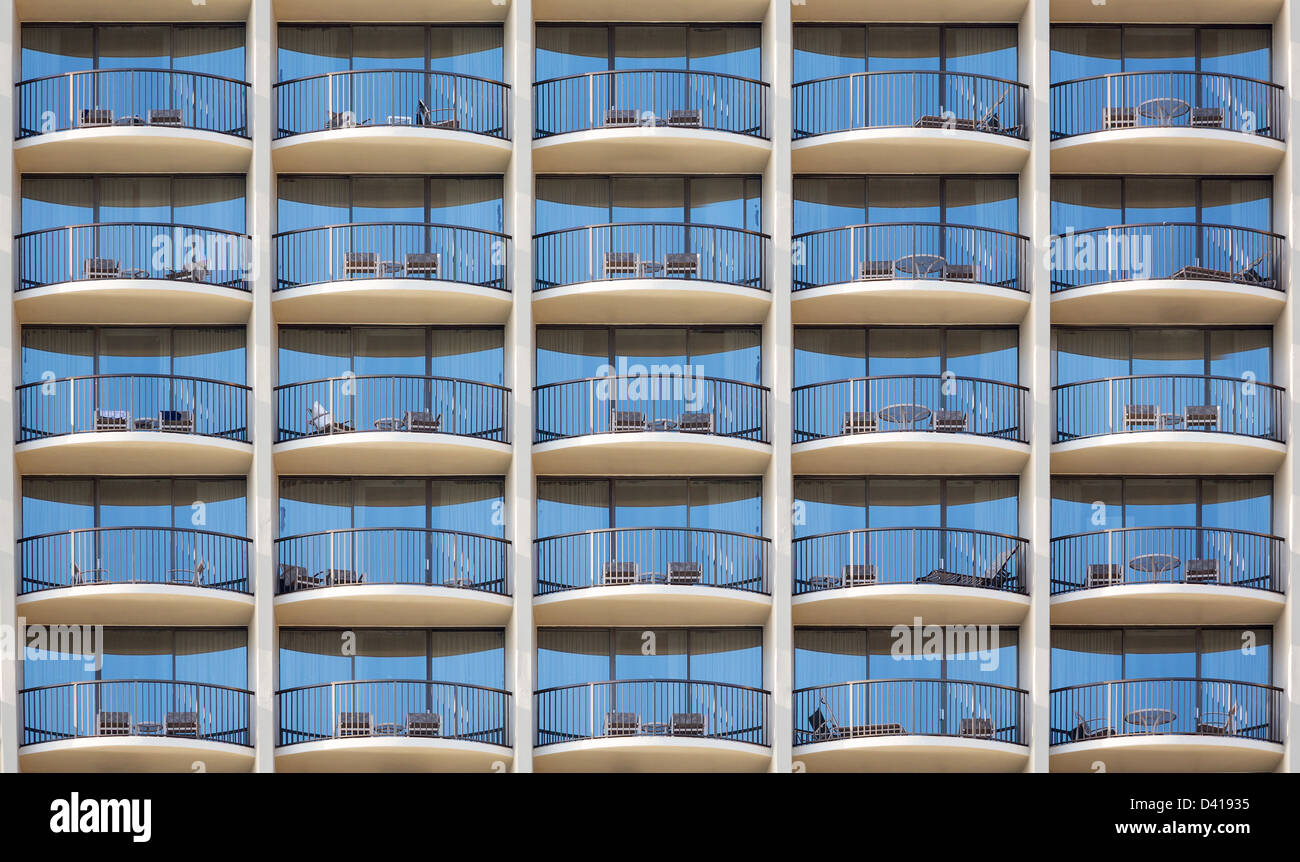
{"left": 401, "top": 411, "right": 442, "bottom": 433}
{"left": 603, "top": 251, "right": 639, "bottom": 277}
{"left": 94, "top": 409, "right": 130, "bottom": 431}
{"left": 1185, "top": 558, "right": 1220, "bottom": 584}
{"left": 406, "top": 712, "right": 441, "bottom": 737}
{"left": 73, "top": 563, "right": 109, "bottom": 585}
{"left": 602, "top": 561, "right": 638, "bottom": 585}
{"left": 337, "top": 712, "right": 373, "bottom": 737}
{"left": 167, "top": 558, "right": 206, "bottom": 587}
{"left": 842, "top": 411, "right": 878, "bottom": 434}
{"left": 1085, "top": 563, "right": 1123, "bottom": 588}
{"left": 611, "top": 410, "right": 647, "bottom": 432}
{"left": 159, "top": 410, "right": 194, "bottom": 433}
{"left": 1123, "top": 403, "right": 1158, "bottom": 430}
{"left": 1190, "top": 106, "right": 1224, "bottom": 128}
{"left": 1072, "top": 710, "right": 1112, "bottom": 741}
{"left": 1103, "top": 106, "right": 1137, "bottom": 129}
{"left": 307, "top": 401, "right": 352, "bottom": 434}
{"left": 667, "top": 561, "right": 702, "bottom": 585}
{"left": 921, "top": 547, "right": 1018, "bottom": 590}
{"left": 79, "top": 108, "right": 114, "bottom": 127}
{"left": 808, "top": 692, "right": 903, "bottom": 739}
{"left": 602, "top": 108, "right": 638, "bottom": 127}
{"left": 342, "top": 252, "right": 380, "bottom": 278}
{"left": 942, "top": 263, "right": 975, "bottom": 281}
{"left": 1184, "top": 405, "right": 1220, "bottom": 430}
{"left": 1171, "top": 251, "right": 1275, "bottom": 288}
{"left": 664, "top": 252, "right": 700, "bottom": 277}
{"left": 96, "top": 711, "right": 131, "bottom": 736}
{"left": 842, "top": 563, "right": 877, "bottom": 587}
{"left": 677, "top": 412, "right": 714, "bottom": 434}
{"left": 858, "top": 260, "right": 894, "bottom": 280}
{"left": 148, "top": 108, "right": 183, "bottom": 126}
{"left": 404, "top": 252, "right": 440, "bottom": 277}
{"left": 604, "top": 711, "right": 640, "bottom": 736}
{"left": 1196, "top": 703, "right": 1238, "bottom": 736}
{"left": 932, "top": 409, "right": 967, "bottom": 432}
{"left": 84, "top": 258, "right": 120, "bottom": 279}
{"left": 958, "top": 717, "right": 994, "bottom": 739}
{"left": 164, "top": 711, "right": 199, "bottom": 737}
{"left": 670, "top": 712, "right": 705, "bottom": 736}
{"left": 667, "top": 108, "right": 703, "bottom": 128}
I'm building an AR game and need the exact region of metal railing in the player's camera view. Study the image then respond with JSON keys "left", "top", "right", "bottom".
{"left": 276, "top": 374, "right": 510, "bottom": 443}
{"left": 793, "top": 527, "right": 1028, "bottom": 595}
{"left": 275, "top": 69, "right": 509, "bottom": 139}
{"left": 276, "top": 527, "right": 510, "bottom": 595}
{"left": 1051, "top": 71, "right": 1284, "bottom": 140}
{"left": 534, "top": 222, "right": 769, "bottom": 292}
{"left": 535, "top": 679, "right": 769, "bottom": 746}
{"left": 534, "top": 374, "right": 769, "bottom": 443}
{"left": 1050, "top": 678, "right": 1283, "bottom": 745}
{"left": 274, "top": 222, "right": 509, "bottom": 291}
{"left": 16, "top": 68, "right": 249, "bottom": 138}
{"left": 535, "top": 527, "right": 769, "bottom": 595}
{"left": 17, "top": 373, "right": 250, "bottom": 442}
{"left": 793, "top": 374, "right": 1027, "bottom": 442}
{"left": 793, "top": 70, "right": 1027, "bottom": 140}
{"left": 18, "top": 526, "right": 250, "bottom": 595}
{"left": 793, "top": 680, "right": 1027, "bottom": 745}
{"left": 17, "top": 222, "right": 252, "bottom": 291}
{"left": 21, "top": 679, "right": 252, "bottom": 746}
{"left": 1051, "top": 526, "right": 1284, "bottom": 595}
{"left": 1049, "top": 223, "right": 1285, "bottom": 293}
{"left": 277, "top": 680, "right": 512, "bottom": 747}
{"left": 534, "top": 69, "right": 769, "bottom": 139}
{"left": 1054, "top": 374, "right": 1285, "bottom": 443}
{"left": 793, "top": 222, "right": 1028, "bottom": 293}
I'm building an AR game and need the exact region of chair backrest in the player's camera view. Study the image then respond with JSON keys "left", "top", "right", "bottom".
{"left": 817, "top": 691, "right": 841, "bottom": 732}
{"left": 308, "top": 401, "right": 330, "bottom": 429}
{"left": 985, "top": 546, "right": 1018, "bottom": 580}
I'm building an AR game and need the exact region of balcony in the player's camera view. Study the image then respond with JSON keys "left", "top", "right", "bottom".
{"left": 791, "top": 72, "right": 1029, "bottom": 173}
{"left": 792, "top": 223, "right": 1030, "bottom": 324}
{"left": 533, "top": 375, "right": 770, "bottom": 475}
{"left": 274, "top": 375, "right": 511, "bottom": 475}
{"left": 533, "top": 70, "right": 771, "bottom": 172}
{"left": 15, "top": 223, "right": 253, "bottom": 324}
{"left": 274, "top": 527, "right": 511, "bottom": 626}
{"left": 273, "top": 70, "right": 511, "bottom": 172}
{"left": 20, "top": 680, "right": 253, "bottom": 773}
{"left": 275, "top": 680, "right": 512, "bottom": 773}
{"left": 17, "top": 526, "right": 252, "bottom": 626}
{"left": 273, "top": 222, "right": 511, "bottom": 324}
{"left": 1050, "top": 223, "right": 1286, "bottom": 324}
{"left": 17, "top": 0, "right": 253, "bottom": 20}
{"left": 534, "top": 680, "right": 770, "bottom": 772}
{"left": 793, "top": 528, "right": 1029, "bottom": 626}
{"left": 1052, "top": 374, "right": 1286, "bottom": 473}
{"left": 16, "top": 373, "right": 251, "bottom": 475}
{"left": 1050, "top": 678, "right": 1283, "bottom": 772}
{"left": 792, "top": 375, "right": 1029, "bottom": 474}
{"left": 792, "top": 680, "right": 1028, "bottom": 773}
{"left": 534, "top": 527, "right": 770, "bottom": 625}
{"left": 1051, "top": 527, "right": 1285, "bottom": 625}
{"left": 15, "top": 69, "right": 250, "bottom": 172}
{"left": 536, "top": 0, "right": 768, "bottom": 19}
{"left": 274, "top": 0, "right": 507, "bottom": 21}
{"left": 1050, "top": 0, "right": 1282, "bottom": 22}
{"left": 1050, "top": 72, "right": 1285, "bottom": 173}
{"left": 533, "top": 223, "right": 769, "bottom": 324}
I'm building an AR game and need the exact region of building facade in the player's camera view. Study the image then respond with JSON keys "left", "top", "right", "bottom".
{"left": 0, "top": 0, "right": 1297, "bottom": 773}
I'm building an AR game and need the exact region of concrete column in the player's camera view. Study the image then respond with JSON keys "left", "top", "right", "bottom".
{"left": 0, "top": 1, "right": 18, "bottom": 774}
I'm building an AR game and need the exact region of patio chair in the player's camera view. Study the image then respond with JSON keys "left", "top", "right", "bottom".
{"left": 401, "top": 411, "right": 442, "bottom": 433}
{"left": 842, "top": 411, "right": 878, "bottom": 434}
{"left": 325, "top": 111, "right": 362, "bottom": 130}
{"left": 664, "top": 253, "right": 700, "bottom": 277}
{"left": 73, "top": 563, "right": 109, "bottom": 585}
{"left": 602, "top": 108, "right": 638, "bottom": 127}
{"left": 677, "top": 412, "right": 714, "bottom": 434}
{"left": 78, "top": 108, "right": 114, "bottom": 127}
{"left": 1085, "top": 563, "right": 1123, "bottom": 588}
{"left": 806, "top": 703, "right": 841, "bottom": 742}
{"left": 603, "top": 251, "right": 640, "bottom": 277}
{"left": 159, "top": 410, "right": 195, "bottom": 433}
{"left": 1184, "top": 405, "right": 1220, "bottom": 430}
{"left": 406, "top": 712, "right": 441, "bottom": 737}
{"left": 277, "top": 564, "right": 308, "bottom": 592}
{"left": 307, "top": 401, "right": 353, "bottom": 434}
{"left": 1072, "top": 710, "right": 1113, "bottom": 741}
{"left": 404, "top": 252, "right": 440, "bottom": 277}
{"left": 1123, "top": 403, "right": 1159, "bottom": 430}
{"left": 958, "top": 717, "right": 994, "bottom": 739}
{"left": 1103, "top": 106, "right": 1137, "bottom": 129}
{"left": 858, "top": 260, "right": 894, "bottom": 280}
{"left": 165, "top": 260, "right": 209, "bottom": 282}
{"left": 167, "top": 557, "right": 206, "bottom": 587}
{"left": 932, "top": 409, "right": 967, "bottom": 432}
{"left": 667, "top": 561, "right": 702, "bottom": 585}
{"left": 942, "top": 263, "right": 975, "bottom": 281}
{"left": 602, "top": 561, "right": 638, "bottom": 585}
{"left": 667, "top": 108, "right": 703, "bottom": 128}
{"left": 337, "top": 712, "right": 373, "bottom": 737}
{"left": 1196, "top": 703, "right": 1238, "bottom": 736}
{"left": 84, "top": 258, "right": 121, "bottom": 279}
{"left": 1171, "top": 251, "right": 1275, "bottom": 288}
{"left": 1185, "top": 558, "right": 1220, "bottom": 584}
{"left": 96, "top": 711, "right": 131, "bottom": 736}
{"left": 611, "top": 410, "right": 647, "bottom": 432}
{"left": 328, "top": 569, "right": 365, "bottom": 585}
{"left": 670, "top": 712, "right": 706, "bottom": 736}
{"left": 842, "top": 563, "right": 877, "bottom": 587}
{"left": 94, "top": 409, "right": 130, "bottom": 431}
{"left": 604, "top": 711, "right": 640, "bottom": 736}
{"left": 1190, "top": 106, "right": 1224, "bottom": 128}
{"left": 164, "top": 711, "right": 200, "bottom": 737}
{"left": 342, "top": 252, "right": 380, "bottom": 277}
{"left": 148, "top": 108, "right": 183, "bottom": 126}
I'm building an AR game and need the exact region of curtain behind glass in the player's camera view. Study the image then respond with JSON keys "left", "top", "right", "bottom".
{"left": 21, "top": 25, "right": 94, "bottom": 78}
{"left": 175, "top": 629, "right": 247, "bottom": 687}
{"left": 793, "top": 25, "right": 865, "bottom": 84}
{"left": 278, "top": 328, "right": 350, "bottom": 385}
{"left": 279, "top": 478, "right": 351, "bottom": 536}
{"left": 1200, "top": 28, "right": 1270, "bottom": 80}
{"left": 21, "top": 327, "right": 94, "bottom": 383}
{"left": 689, "top": 480, "right": 761, "bottom": 535}
{"left": 173, "top": 327, "right": 245, "bottom": 384}
{"left": 428, "top": 328, "right": 504, "bottom": 384}
{"left": 945, "top": 328, "right": 1018, "bottom": 383}
{"left": 429, "top": 630, "right": 505, "bottom": 687}
{"left": 536, "top": 328, "right": 609, "bottom": 385}
{"left": 537, "top": 628, "right": 610, "bottom": 688}
{"left": 431, "top": 479, "right": 504, "bottom": 537}
{"left": 535, "top": 25, "right": 608, "bottom": 81}
{"left": 1053, "top": 328, "right": 1128, "bottom": 385}
{"left": 429, "top": 177, "right": 503, "bottom": 232}
{"left": 1050, "top": 177, "right": 1121, "bottom": 234}
{"left": 173, "top": 176, "right": 245, "bottom": 233}
{"left": 22, "top": 478, "right": 94, "bottom": 537}
{"left": 794, "top": 327, "right": 866, "bottom": 388}
{"left": 614, "top": 27, "right": 687, "bottom": 72}
{"left": 429, "top": 26, "right": 503, "bottom": 79}
{"left": 1051, "top": 477, "right": 1123, "bottom": 536}
{"left": 1050, "top": 27, "right": 1120, "bottom": 84}
{"left": 689, "top": 328, "right": 761, "bottom": 384}
{"left": 689, "top": 628, "right": 762, "bottom": 687}
{"left": 1051, "top": 629, "right": 1122, "bottom": 687}
{"left": 688, "top": 26, "right": 761, "bottom": 79}
{"left": 944, "top": 27, "right": 1017, "bottom": 79}
{"left": 537, "top": 480, "right": 609, "bottom": 538}
{"left": 793, "top": 177, "right": 865, "bottom": 234}
{"left": 278, "top": 25, "right": 349, "bottom": 81}
{"left": 277, "top": 177, "right": 349, "bottom": 234}
{"left": 794, "top": 629, "right": 868, "bottom": 688}
{"left": 172, "top": 25, "right": 244, "bottom": 79}
{"left": 793, "top": 478, "right": 867, "bottom": 539}
{"left": 535, "top": 176, "right": 609, "bottom": 234}
{"left": 279, "top": 629, "right": 351, "bottom": 688}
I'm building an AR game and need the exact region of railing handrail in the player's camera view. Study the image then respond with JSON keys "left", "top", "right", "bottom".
{"left": 274, "top": 373, "right": 509, "bottom": 394}
{"left": 535, "top": 68, "right": 770, "bottom": 89}
{"left": 534, "top": 678, "right": 770, "bottom": 697}
{"left": 15, "top": 221, "right": 252, "bottom": 242}
{"left": 794, "top": 525, "right": 1029, "bottom": 544}
{"left": 17, "top": 67, "right": 251, "bottom": 88}
{"left": 533, "top": 221, "right": 770, "bottom": 241}
{"left": 272, "top": 220, "right": 511, "bottom": 241}
{"left": 277, "top": 525, "right": 509, "bottom": 545}
{"left": 17, "top": 372, "right": 251, "bottom": 393}
{"left": 795, "top": 68, "right": 1027, "bottom": 90}
{"left": 794, "top": 373, "right": 1027, "bottom": 394}
{"left": 1053, "top": 372, "right": 1285, "bottom": 392}
{"left": 534, "top": 373, "right": 769, "bottom": 393}
{"left": 18, "top": 525, "right": 250, "bottom": 544}
{"left": 795, "top": 678, "right": 1028, "bottom": 697}
{"left": 536, "top": 525, "right": 769, "bottom": 544}
{"left": 20, "top": 678, "right": 253, "bottom": 697}
{"left": 1050, "top": 221, "right": 1285, "bottom": 242}
{"left": 793, "top": 221, "right": 1029, "bottom": 243}
{"left": 1051, "top": 69, "right": 1282, "bottom": 91}
{"left": 1051, "top": 524, "right": 1283, "bottom": 543}
{"left": 1051, "top": 677, "right": 1282, "bottom": 695}
{"left": 275, "top": 678, "right": 511, "bottom": 697}
{"left": 274, "top": 68, "right": 509, "bottom": 89}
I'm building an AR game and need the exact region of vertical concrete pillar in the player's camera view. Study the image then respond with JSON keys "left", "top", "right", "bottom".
{"left": 0, "top": 0, "right": 18, "bottom": 774}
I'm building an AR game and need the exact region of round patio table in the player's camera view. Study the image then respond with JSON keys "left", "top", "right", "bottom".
{"left": 877, "top": 404, "right": 932, "bottom": 427}
{"left": 1125, "top": 707, "right": 1175, "bottom": 731}
{"left": 894, "top": 254, "right": 946, "bottom": 277}
{"left": 1138, "top": 97, "right": 1190, "bottom": 124}
{"left": 1128, "top": 553, "right": 1180, "bottom": 578}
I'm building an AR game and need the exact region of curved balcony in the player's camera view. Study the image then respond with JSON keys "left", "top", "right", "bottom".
{"left": 793, "top": 528, "right": 1029, "bottom": 626}
{"left": 533, "top": 222, "right": 770, "bottom": 323}
{"left": 273, "top": 0, "right": 508, "bottom": 21}
{"left": 273, "top": 70, "right": 511, "bottom": 172}
{"left": 276, "top": 680, "right": 512, "bottom": 773}
{"left": 15, "top": 69, "right": 250, "bottom": 172}
{"left": 274, "top": 223, "right": 511, "bottom": 324}
{"left": 1051, "top": 527, "right": 1285, "bottom": 625}
{"left": 534, "top": 680, "right": 769, "bottom": 772}
{"left": 792, "top": 375, "right": 1029, "bottom": 474}
{"left": 15, "top": 223, "right": 253, "bottom": 324}
{"left": 1050, "top": 72, "right": 1285, "bottom": 173}
{"left": 792, "top": 223, "right": 1030, "bottom": 324}
{"left": 792, "top": 0, "right": 1029, "bottom": 21}
{"left": 793, "top": 680, "right": 1028, "bottom": 773}
{"left": 534, "top": 527, "right": 770, "bottom": 625}
{"left": 791, "top": 71, "right": 1029, "bottom": 172}
{"left": 20, "top": 680, "right": 253, "bottom": 773}
{"left": 17, "top": 526, "right": 251, "bottom": 626}
{"left": 1050, "top": 223, "right": 1285, "bottom": 324}
{"left": 274, "top": 527, "right": 511, "bottom": 626}
{"left": 1053, "top": 375, "right": 1286, "bottom": 474}
{"left": 16, "top": 373, "right": 251, "bottom": 475}
{"left": 533, "top": 374, "right": 769, "bottom": 475}
{"left": 1049, "top": 678, "right": 1283, "bottom": 773}
{"left": 533, "top": 70, "right": 771, "bottom": 172}
{"left": 274, "top": 375, "right": 511, "bottom": 475}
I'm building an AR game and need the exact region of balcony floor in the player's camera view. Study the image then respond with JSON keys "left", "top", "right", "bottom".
{"left": 1050, "top": 585, "right": 1285, "bottom": 626}
{"left": 20, "top": 737, "right": 253, "bottom": 773}
{"left": 16, "top": 433, "right": 252, "bottom": 477}
{"left": 15, "top": 279, "right": 252, "bottom": 325}
{"left": 1050, "top": 279, "right": 1285, "bottom": 325}
{"left": 18, "top": 585, "right": 254, "bottom": 627}
{"left": 792, "top": 129, "right": 1029, "bottom": 173}
{"left": 533, "top": 433, "right": 770, "bottom": 476}
{"left": 793, "top": 584, "right": 1029, "bottom": 626}
{"left": 1050, "top": 129, "right": 1285, "bottom": 174}
{"left": 273, "top": 433, "right": 512, "bottom": 476}
{"left": 533, "top": 280, "right": 770, "bottom": 325}
{"left": 272, "top": 280, "right": 511, "bottom": 325}
{"left": 793, "top": 280, "right": 1029, "bottom": 325}
{"left": 796, "top": 0, "right": 1028, "bottom": 21}
{"left": 271, "top": 128, "right": 512, "bottom": 174}
{"left": 533, "top": 737, "right": 771, "bottom": 772}
{"left": 274, "top": 585, "right": 513, "bottom": 627}
{"left": 1051, "top": 433, "right": 1286, "bottom": 475}
{"left": 274, "top": 738, "right": 512, "bottom": 773}
{"left": 537, "top": 0, "right": 769, "bottom": 20}
{"left": 1050, "top": 735, "right": 1283, "bottom": 773}
{"left": 533, "top": 129, "right": 772, "bottom": 174}
{"left": 793, "top": 433, "right": 1029, "bottom": 475}
{"left": 15, "top": 128, "right": 251, "bottom": 173}
{"left": 534, "top": 585, "right": 772, "bottom": 626}
{"left": 794, "top": 736, "right": 1029, "bottom": 773}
